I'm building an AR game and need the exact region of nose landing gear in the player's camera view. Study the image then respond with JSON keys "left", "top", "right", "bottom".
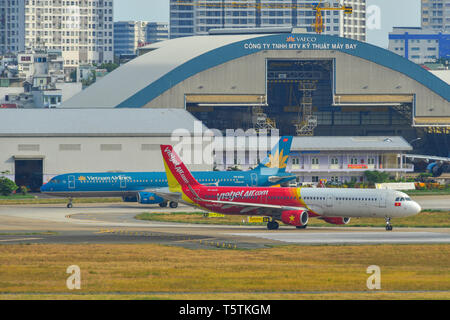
{"left": 67, "top": 198, "right": 73, "bottom": 209}
{"left": 385, "top": 217, "right": 393, "bottom": 231}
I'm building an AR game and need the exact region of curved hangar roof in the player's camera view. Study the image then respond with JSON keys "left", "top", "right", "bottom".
{"left": 63, "top": 33, "right": 450, "bottom": 124}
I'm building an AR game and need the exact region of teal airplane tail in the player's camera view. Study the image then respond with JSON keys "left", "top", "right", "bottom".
{"left": 255, "top": 136, "right": 293, "bottom": 174}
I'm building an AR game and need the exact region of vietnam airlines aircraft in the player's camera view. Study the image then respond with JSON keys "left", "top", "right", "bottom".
{"left": 156, "top": 145, "right": 422, "bottom": 231}
{"left": 40, "top": 136, "right": 295, "bottom": 208}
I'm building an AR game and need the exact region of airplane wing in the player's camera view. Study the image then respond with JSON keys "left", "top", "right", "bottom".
{"left": 405, "top": 154, "right": 450, "bottom": 162}
{"left": 268, "top": 175, "right": 297, "bottom": 183}
{"left": 144, "top": 187, "right": 183, "bottom": 203}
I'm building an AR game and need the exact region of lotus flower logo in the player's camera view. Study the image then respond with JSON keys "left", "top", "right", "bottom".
{"left": 286, "top": 36, "right": 295, "bottom": 43}
{"left": 265, "top": 150, "right": 288, "bottom": 169}
{"left": 78, "top": 176, "right": 86, "bottom": 181}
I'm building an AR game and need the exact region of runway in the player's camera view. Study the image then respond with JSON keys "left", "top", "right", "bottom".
{"left": 229, "top": 231, "right": 450, "bottom": 245}
{"left": 412, "top": 195, "right": 450, "bottom": 211}
{"left": 0, "top": 196, "right": 448, "bottom": 247}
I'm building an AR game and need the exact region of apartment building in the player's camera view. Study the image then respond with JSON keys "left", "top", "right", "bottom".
{"left": 421, "top": 0, "right": 450, "bottom": 32}
{"left": 0, "top": 0, "right": 114, "bottom": 72}
{"left": 146, "top": 22, "right": 169, "bottom": 44}
{"left": 169, "top": 0, "right": 366, "bottom": 41}
{"left": 114, "top": 21, "right": 147, "bottom": 56}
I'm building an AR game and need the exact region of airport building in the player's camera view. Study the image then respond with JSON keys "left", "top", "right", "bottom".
{"left": 215, "top": 136, "right": 413, "bottom": 184}
{"left": 0, "top": 109, "right": 211, "bottom": 191}
{"left": 62, "top": 31, "right": 450, "bottom": 157}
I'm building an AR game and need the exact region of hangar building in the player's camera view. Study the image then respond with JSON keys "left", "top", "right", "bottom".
{"left": 0, "top": 109, "right": 210, "bottom": 191}
{"left": 63, "top": 31, "right": 450, "bottom": 156}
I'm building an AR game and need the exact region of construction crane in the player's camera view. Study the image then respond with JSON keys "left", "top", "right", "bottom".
{"left": 172, "top": 1, "right": 353, "bottom": 34}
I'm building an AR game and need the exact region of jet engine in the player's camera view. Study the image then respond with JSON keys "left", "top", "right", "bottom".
{"left": 322, "top": 217, "right": 351, "bottom": 225}
{"left": 427, "top": 162, "right": 449, "bottom": 177}
{"left": 137, "top": 192, "right": 164, "bottom": 205}
{"left": 281, "top": 210, "right": 309, "bottom": 227}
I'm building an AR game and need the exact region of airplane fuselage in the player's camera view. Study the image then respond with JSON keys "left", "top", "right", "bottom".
{"left": 181, "top": 186, "right": 421, "bottom": 219}
{"left": 41, "top": 171, "right": 293, "bottom": 198}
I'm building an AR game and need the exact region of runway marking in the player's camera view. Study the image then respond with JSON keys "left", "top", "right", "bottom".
{"left": 0, "top": 238, "right": 43, "bottom": 242}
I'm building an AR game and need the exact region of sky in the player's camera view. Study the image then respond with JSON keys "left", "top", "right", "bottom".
{"left": 114, "top": 0, "right": 422, "bottom": 48}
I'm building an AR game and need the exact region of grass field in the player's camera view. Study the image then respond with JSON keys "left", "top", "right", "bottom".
{"left": 135, "top": 210, "right": 450, "bottom": 228}
{"left": 0, "top": 244, "right": 448, "bottom": 300}
{"left": 405, "top": 189, "right": 450, "bottom": 196}
{"left": 0, "top": 194, "right": 35, "bottom": 200}
{"left": 1, "top": 292, "right": 449, "bottom": 300}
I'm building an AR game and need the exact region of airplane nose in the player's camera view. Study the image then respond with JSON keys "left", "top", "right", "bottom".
{"left": 413, "top": 202, "right": 422, "bottom": 215}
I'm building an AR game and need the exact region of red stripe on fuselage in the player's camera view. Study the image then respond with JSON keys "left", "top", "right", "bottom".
{"left": 181, "top": 186, "right": 307, "bottom": 215}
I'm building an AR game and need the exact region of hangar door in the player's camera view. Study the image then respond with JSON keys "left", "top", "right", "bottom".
{"left": 267, "top": 59, "right": 334, "bottom": 136}
{"left": 14, "top": 157, "right": 44, "bottom": 192}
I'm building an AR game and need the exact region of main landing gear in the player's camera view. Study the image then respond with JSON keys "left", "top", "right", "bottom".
{"left": 385, "top": 217, "right": 393, "bottom": 231}
{"left": 159, "top": 201, "right": 168, "bottom": 208}
{"left": 169, "top": 201, "right": 178, "bottom": 209}
{"left": 159, "top": 201, "right": 178, "bottom": 208}
{"left": 67, "top": 198, "right": 73, "bottom": 209}
{"left": 267, "top": 220, "right": 279, "bottom": 230}
{"left": 296, "top": 225, "right": 308, "bottom": 229}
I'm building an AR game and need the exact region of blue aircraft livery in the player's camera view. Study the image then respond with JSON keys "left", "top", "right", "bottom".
{"left": 41, "top": 136, "right": 295, "bottom": 208}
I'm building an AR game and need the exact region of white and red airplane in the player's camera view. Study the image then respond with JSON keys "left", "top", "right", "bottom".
{"left": 157, "top": 145, "right": 422, "bottom": 231}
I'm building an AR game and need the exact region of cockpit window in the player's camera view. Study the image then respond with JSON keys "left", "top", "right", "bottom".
{"left": 406, "top": 197, "right": 412, "bottom": 201}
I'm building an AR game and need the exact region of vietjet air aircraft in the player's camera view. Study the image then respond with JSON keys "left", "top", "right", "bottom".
{"left": 157, "top": 145, "right": 422, "bottom": 231}
{"left": 41, "top": 136, "right": 295, "bottom": 208}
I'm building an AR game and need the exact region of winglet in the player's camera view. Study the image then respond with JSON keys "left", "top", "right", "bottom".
{"left": 160, "top": 145, "right": 200, "bottom": 192}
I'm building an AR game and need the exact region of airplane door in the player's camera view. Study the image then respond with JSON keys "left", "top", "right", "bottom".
{"left": 251, "top": 173, "right": 258, "bottom": 186}
{"left": 68, "top": 175, "right": 75, "bottom": 189}
{"left": 379, "top": 193, "right": 386, "bottom": 208}
{"left": 326, "top": 195, "right": 333, "bottom": 207}
{"left": 120, "top": 176, "right": 127, "bottom": 189}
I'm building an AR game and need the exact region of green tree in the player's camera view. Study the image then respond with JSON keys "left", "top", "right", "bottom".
{"left": 0, "top": 177, "right": 18, "bottom": 196}
{"left": 364, "top": 171, "right": 390, "bottom": 184}
{"left": 98, "top": 62, "right": 119, "bottom": 72}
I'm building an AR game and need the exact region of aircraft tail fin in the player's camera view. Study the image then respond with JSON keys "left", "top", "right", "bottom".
{"left": 160, "top": 145, "right": 201, "bottom": 192}
{"left": 255, "top": 136, "right": 293, "bottom": 173}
